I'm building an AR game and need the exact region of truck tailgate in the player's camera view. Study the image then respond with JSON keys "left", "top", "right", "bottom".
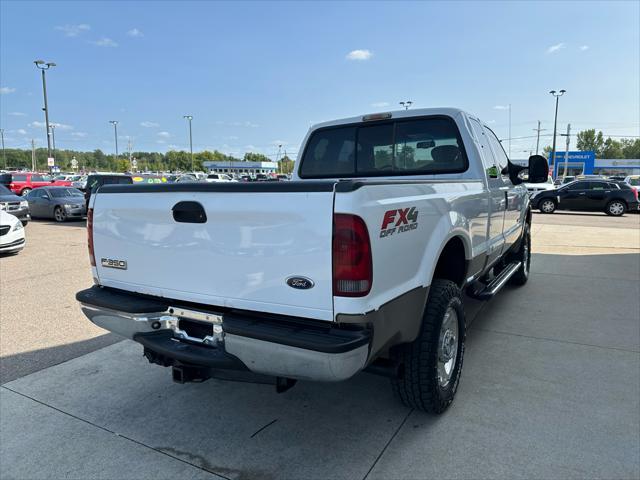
{"left": 92, "top": 185, "right": 335, "bottom": 321}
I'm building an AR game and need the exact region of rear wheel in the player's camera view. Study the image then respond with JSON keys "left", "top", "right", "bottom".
{"left": 605, "top": 200, "right": 626, "bottom": 216}
{"left": 539, "top": 198, "right": 556, "bottom": 214}
{"left": 54, "top": 206, "right": 67, "bottom": 222}
{"left": 20, "top": 188, "right": 31, "bottom": 196}
{"left": 391, "top": 279, "right": 465, "bottom": 414}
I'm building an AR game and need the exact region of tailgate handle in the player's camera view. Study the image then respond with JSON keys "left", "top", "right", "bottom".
{"left": 172, "top": 201, "right": 207, "bottom": 223}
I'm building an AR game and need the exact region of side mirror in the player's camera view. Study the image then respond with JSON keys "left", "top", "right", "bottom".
{"left": 527, "top": 155, "right": 549, "bottom": 183}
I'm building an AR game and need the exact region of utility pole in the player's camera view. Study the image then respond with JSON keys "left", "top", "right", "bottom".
{"left": 34, "top": 60, "right": 56, "bottom": 165}
{"left": 549, "top": 89, "right": 566, "bottom": 176}
{"left": 127, "top": 137, "right": 133, "bottom": 169}
{"left": 50, "top": 124, "right": 56, "bottom": 160}
{"left": 561, "top": 124, "right": 571, "bottom": 179}
{"left": 0, "top": 128, "right": 5, "bottom": 168}
{"left": 31, "top": 139, "right": 36, "bottom": 171}
{"left": 533, "top": 121, "right": 546, "bottom": 155}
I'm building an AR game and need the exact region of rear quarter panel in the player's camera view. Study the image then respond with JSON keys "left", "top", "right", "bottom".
{"left": 333, "top": 180, "right": 488, "bottom": 317}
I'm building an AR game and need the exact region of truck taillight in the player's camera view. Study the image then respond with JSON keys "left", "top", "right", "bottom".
{"left": 332, "top": 214, "right": 372, "bottom": 297}
{"left": 87, "top": 208, "right": 96, "bottom": 266}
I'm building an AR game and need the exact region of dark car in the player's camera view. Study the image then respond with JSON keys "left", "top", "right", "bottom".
{"left": 532, "top": 180, "right": 639, "bottom": 216}
{"left": 26, "top": 186, "right": 87, "bottom": 222}
{"left": 0, "top": 184, "right": 31, "bottom": 225}
{"left": 85, "top": 174, "right": 133, "bottom": 208}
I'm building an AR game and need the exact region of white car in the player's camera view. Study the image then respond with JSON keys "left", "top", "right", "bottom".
{"left": 0, "top": 211, "right": 26, "bottom": 254}
{"left": 205, "top": 173, "right": 234, "bottom": 183}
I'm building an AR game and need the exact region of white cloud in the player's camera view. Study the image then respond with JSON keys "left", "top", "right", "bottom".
{"left": 346, "top": 49, "right": 372, "bottom": 61}
{"left": 546, "top": 43, "right": 565, "bottom": 54}
{"left": 127, "top": 28, "right": 143, "bottom": 37}
{"left": 156, "top": 139, "right": 166, "bottom": 144}
{"left": 371, "top": 102, "right": 390, "bottom": 108}
{"left": 493, "top": 105, "right": 509, "bottom": 110}
{"left": 92, "top": 37, "right": 118, "bottom": 47}
{"left": 215, "top": 120, "right": 259, "bottom": 128}
{"left": 55, "top": 24, "right": 90, "bottom": 37}
{"left": 140, "top": 121, "right": 159, "bottom": 128}
{"left": 8, "top": 112, "right": 26, "bottom": 116}
{"left": 157, "top": 131, "right": 171, "bottom": 138}
{"left": 16, "top": 129, "right": 27, "bottom": 135}
{"left": 71, "top": 132, "right": 88, "bottom": 138}
{"left": 0, "top": 87, "right": 16, "bottom": 95}
{"left": 29, "top": 121, "right": 73, "bottom": 130}
{"left": 580, "top": 45, "right": 589, "bottom": 51}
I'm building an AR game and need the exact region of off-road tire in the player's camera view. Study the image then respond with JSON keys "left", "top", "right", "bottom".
{"left": 391, "top": 279, "right": 465, "bottom": 414}
{"left": 509, "top": 222, "right": 531, "bottom": 286}
{"left": 605, "top": 200, "right": 626, "bottom": 217}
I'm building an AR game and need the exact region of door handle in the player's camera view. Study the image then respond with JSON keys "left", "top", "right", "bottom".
{"left": 172, "top": 201, "right": 207, "bottom": 223}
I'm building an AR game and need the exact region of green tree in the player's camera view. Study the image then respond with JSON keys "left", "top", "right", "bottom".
{"left": 279, "top": 155, "right": 295, "bottom": 174}
{"left": 620, "top": 138, "right": 640, "bottom": 159}
{"left": 600, "top": 137, "right": 623, "bottom": 159}
{"left": 576, "top": 129, "right": 604, "bottom": 155}
{"left": 243, "top": 152, "right": 270, "bottom": 162}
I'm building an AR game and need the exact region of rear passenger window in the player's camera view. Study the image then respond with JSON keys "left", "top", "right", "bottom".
{"left": 12, "top": 174, "right": 27, "bottom": 182}
{"left": 299, "top": 117, "right": 467, "bottom": 178}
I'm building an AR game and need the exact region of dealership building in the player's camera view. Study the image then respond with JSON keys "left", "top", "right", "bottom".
{"left": 514, "top": 151, "right": 639, "bottom": 177}
{"left": 202, "top": 160, "right": 278, "bottom": 175}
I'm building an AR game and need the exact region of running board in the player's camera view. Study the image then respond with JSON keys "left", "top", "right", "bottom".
{"left": 466, "top": 261, "right": 522, "bottom": 300}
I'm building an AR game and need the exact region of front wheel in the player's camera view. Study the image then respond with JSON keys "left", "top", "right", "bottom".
{"left": 539, "top": 198, "right": 556, "bottom": 214}
{"left": 391, "top": 279, "right": 465, "bottom": 414}
{"left": 20, "top": 188, "right": 31, "bottom": 196}
{"left": 605, "top": 200, "right": 626, "bottom": 216}
{"left": 509, "top": 222, "right": 531, "bottom": 286}
{"left": 54, "top": 206, "right": 67, "bottom": 222}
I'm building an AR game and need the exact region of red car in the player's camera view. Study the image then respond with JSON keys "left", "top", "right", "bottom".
{"left": 8, "top": 173, "right": 72, "bottom": 196}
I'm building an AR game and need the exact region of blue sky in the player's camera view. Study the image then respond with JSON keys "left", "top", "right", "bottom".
{"left": 1, "top": 1, "right": 638, "bottom": 160}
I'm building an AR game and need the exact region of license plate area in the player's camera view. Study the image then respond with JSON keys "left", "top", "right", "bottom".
{"left": 167, "top": 306, "right": 224, "bottom": 346}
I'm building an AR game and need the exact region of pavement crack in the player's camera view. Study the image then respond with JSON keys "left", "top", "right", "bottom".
{"left": 250, "top": 418, "right": 278, "bottom": 438}
{"left": 362, "top": 408, "right": 414, "bottom": 480}
{"left": 474, "top": 328, "right": 640, "bottom": 353}
{"left": 0, "top": 386, "right": 226, "bottom": 479}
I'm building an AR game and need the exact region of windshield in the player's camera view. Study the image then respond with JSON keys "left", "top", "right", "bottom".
{"left": 49, "top": 188, "right": 83, "bottom": 198}
{"left": 629, "top": 178, "right": 640, "bottom": 186}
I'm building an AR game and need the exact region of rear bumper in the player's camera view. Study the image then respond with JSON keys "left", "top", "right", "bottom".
{"left": 77, "top": 286, "right": 370, "bottom": 382}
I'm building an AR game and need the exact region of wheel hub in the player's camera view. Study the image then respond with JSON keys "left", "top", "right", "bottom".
{"left": 437, "top": 307, "right": 459, "bottom": 388}
{"left": 440, "top": 330, "right": 456, "bottom": 361}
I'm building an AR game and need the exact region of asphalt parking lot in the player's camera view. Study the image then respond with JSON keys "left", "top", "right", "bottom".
{"left": 1, "top": 212, "right": 639, "bottom": 479}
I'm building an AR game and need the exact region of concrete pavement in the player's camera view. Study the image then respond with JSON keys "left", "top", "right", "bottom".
{"left": 1, "top": 212, "right": 639, "bottom": 479}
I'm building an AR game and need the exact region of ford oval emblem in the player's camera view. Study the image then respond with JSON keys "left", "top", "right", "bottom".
{"left": 286, "top": 276, "right": 315, "bottom": 290}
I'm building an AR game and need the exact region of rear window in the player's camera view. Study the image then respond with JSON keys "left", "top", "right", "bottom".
{"left": 12, "top": 174, "right": 27, "bottom": 182}
{"left": 299, "top": 116, "right": 467, "bottom": 178}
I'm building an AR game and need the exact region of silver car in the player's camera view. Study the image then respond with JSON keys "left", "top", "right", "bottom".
{"left": 26, "top": 187, "right": 86, "bottom": 222}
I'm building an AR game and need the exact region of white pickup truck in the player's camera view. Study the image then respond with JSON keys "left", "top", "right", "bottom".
{"left": 77, "top": 108, "right": 548, "bottom": 413}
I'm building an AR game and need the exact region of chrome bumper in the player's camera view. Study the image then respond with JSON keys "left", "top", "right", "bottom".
{"left": 80, "top": 304, "right": 369, "bottom": 382}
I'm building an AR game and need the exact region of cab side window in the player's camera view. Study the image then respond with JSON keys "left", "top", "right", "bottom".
{"left": 484, "top": 128, "right": 509, "bottom": 173}
{"left": 567, "top": 181, "right": 589, "bottom": 191}
{"left": 469, "top": 118, "right": 498, "bottom": 177}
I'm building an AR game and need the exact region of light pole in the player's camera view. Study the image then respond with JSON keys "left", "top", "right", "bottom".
{"left": 549, "top": 89, "right": 566, "bottom": 177}
{"left": 183, "top": 115, "right": 193, "bottom": 171}
{"left": 109, "top": 120, "right": 119, "bottom": 162}
{"left": 49, "top": 124, "right": 56, "bottom": 160}
{"left": 399, "top": 101, "right": 413, "bottom": 110}
{"left": 34, "top": 59, "right": 56, "bottom": 164}
{"left": 0, "top": 128, "right": 5, "bottom": 168}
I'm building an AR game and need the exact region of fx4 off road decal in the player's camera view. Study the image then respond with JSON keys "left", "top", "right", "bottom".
{"left": 380, "top": 207, "right": 419, "bottom": 238}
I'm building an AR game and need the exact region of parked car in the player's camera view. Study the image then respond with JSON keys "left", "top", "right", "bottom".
{"left": 0, "top": 184, "right": 30, "bottom": 225}
{"left": 175, "top": 174, "right": 198, "bottom": 183}
{"left": 26, "top": 186, "right": 87, "bottom": 222}
{"left": 624, "top": 175, "right": 640, "bottom": 187}
{"left": 553, "top": 175, "right": 575, "bottom": 186}
{"left": 524, "top": 176, "right": 554, "bottom": 197}
{"left": 0, "top": 173, "right": 13, "bottom": 187}
{"left": 0, "top": 211, "right": 26, "bottom": 254}
{"left": 532, "top": 179, "right": 639, "bottom": 216}
{"left": 77, "top": 107, "right": 549, "bottom": 413}
{"left": 84, "top": 174, "right": 133, "bottom": 208}
{"left": 7, "top": 172, "right": 73, "bottom": 196}
{"left": 205, "top": 173, "right": 234, "bottom": 183}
